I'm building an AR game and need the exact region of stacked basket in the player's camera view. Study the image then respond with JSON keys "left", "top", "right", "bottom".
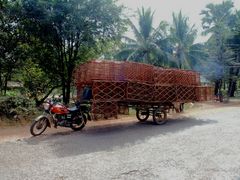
{"left": 74, "top": 60, "right": 213, "bottom": 119}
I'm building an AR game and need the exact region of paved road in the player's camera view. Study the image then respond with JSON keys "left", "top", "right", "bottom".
{"left": 1, "top": 104, "right": 240, "bottom": 180}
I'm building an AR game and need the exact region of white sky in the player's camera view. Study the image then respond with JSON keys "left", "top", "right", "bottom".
{"left": 118, "top": 0, "right": 240, "bottom": 43}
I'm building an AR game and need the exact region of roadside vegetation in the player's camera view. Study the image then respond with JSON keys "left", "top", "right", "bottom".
{"left": 1, "top": 0, "right": 240, "bottom": 124}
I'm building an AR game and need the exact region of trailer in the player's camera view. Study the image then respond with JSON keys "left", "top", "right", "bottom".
{"left": 74, "top": 60, "right": 214, "bottom": 125}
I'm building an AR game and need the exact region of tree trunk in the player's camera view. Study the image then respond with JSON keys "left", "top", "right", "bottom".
{"left": 228, "top": 79, "right": 236, "bottom": 97}
{"left": 65, "top": 65, "right": 72, "bottom": 104}
{"left": 214, "top": 79, "right": 222, "bottom": 96}
{"left": 223, "top": 79, "right": 226, "bottom": 90}
{"left": 65, "top": 61, "right": 75, "bottom": 104}
{"left": 35, "top": 85, "right": 60, "bottom": 107}
{"left": 3, "top": 71, "right": 11, "bottom": 95}
{"left": 66, "top": 78, "right": 71, "bottom": 104}
{"left": 62, "top": 77, "right": 66, "bottom": 104}
{"left": 3, "top": 76, "right": 8, "bottom": 95}
{"left": 0, "top": 65, "right": 2, "bottom": 94}
{"left": 227, "top": 68, "right": 239, "bottom": 97}
{"left": 60, "top": 47, "right": 66, "bottom": 104}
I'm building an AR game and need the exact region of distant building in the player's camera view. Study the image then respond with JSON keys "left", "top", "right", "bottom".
{"left": 7, "top": 81, "right": 23, "bottom": 89}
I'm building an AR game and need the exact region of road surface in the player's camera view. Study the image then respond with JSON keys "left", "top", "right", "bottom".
{"left": 1, "top": 102, "right": 240, "bottom": 180}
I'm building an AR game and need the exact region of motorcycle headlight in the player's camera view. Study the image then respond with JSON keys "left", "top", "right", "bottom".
{"left": 43, "top": 103, "right": 50, "bottom": 110}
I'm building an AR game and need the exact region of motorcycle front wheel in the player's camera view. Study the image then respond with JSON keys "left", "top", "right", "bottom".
{"left": 71, "top": 114, "right": 87, "bottom": 131}
{"left": 136, "top": 109, "right": 149, "bottom": 122}
{"left": 30, "top": 117, "right": 48, "bottom": 136}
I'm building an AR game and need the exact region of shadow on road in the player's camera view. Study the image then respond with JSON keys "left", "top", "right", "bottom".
{"left": 24, "top": 117, "right": 216, "bottom": 157}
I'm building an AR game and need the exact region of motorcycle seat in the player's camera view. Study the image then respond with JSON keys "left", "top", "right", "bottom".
{"left": 68, "top": 107, "right": 78, "bottom": 112}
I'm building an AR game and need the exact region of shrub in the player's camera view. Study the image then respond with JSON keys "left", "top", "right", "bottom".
{"left": 0, "top": 96, "right": 35, "bottom": 119}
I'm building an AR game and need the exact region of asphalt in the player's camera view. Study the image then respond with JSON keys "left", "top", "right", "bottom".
{"left": 1, "top": 103, "right": 240, "bottom": 179}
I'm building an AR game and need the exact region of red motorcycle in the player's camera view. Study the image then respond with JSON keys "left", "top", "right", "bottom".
{"left": 30, "top": 100, "right": 89, "bottom": 136}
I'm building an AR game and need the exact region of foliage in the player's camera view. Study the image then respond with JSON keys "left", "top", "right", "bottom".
{"left": 118, "top": 9, "right": 208, "bottom": 69}
{"left": 19, "top": 0, "right": 126, "bottom": 104}
{"left": 0, "top": 0, "right": 23, "bottom": 94}
{"left": 2, "top": 0, "right": 240, "bottom": 104}
{"left": 170, "top": 11, "right": 208, "bottom": 70}
{"left": 225, "top": 11, "right": 240, "bottom": 96}
{"left": 19, "top": 59, "right": 59, "bottom": 106}
{"left": 200, "top": 0, "right": 237, "bottom": 96}
{"left": 201, "top": 1, "right": 234, "bottom": 78}
{"left": 117, "top": 7, "right": 173, "bottom": 66}
{"left": 0, "top": 95, "right": 34, "bottom": 118}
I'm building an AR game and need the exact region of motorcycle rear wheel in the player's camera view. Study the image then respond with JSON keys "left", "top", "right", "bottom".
{"left": 71, "top": 114, "right": 87, "bottom": 131}
{"left": 30, "top": 117, "right": 48, "bottom": 136}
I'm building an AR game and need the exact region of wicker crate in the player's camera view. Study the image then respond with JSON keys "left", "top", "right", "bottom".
{"left": 124, "top": 62, "right": 154, "bottom": 83}
{"left": 74, "top": 60, "right": 201, "bottom": 86}
{"left": 92, "top": 81, "right": 126, "bottom": 101}
{"left": 154, "top": 85, "right": 176, "bottom": 102}
{"left": 126, "top": 81, "right": 154, "bottom": 102}
{"left": 91, "top": 101, "right": 118, "bottom": 119}
{"left": 175, "top": 85, "right": 197, "bottom": 102}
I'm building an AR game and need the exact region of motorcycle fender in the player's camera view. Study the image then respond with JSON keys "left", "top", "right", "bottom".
{"left": 86, "top": 113, "right": 91, "bottom": 121}
{"left": 34, "top": 115, "right": 51, "bottom": 128}
{"left": 81, "top": 112, "right": 91, "bottom": 121}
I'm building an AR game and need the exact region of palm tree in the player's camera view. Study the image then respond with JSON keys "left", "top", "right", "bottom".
{"left": 201, "top": 1, "right": 234, "bottom": 61}
{"left": 225, "top": 11, "right": 240, "bottom": 97}
{"left": 117, "top": 7, "right": 172, "bottom": 66}
{"left": 200, "top": 1, "right": 234, "bottom": 96}
{"left": 170, "top": 11, "right": 206, "bottom": 70}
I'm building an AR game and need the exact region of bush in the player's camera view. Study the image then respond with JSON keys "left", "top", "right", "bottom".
{"left": 0, "top": 96, "right": 35, "bottom": 119}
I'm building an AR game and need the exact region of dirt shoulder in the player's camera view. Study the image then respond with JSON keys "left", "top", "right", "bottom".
{"left": 0, "top": 101, "right": 239, "bottom": 143}
{"left": 0, "top": 115, "right": 137, "bottom": 143}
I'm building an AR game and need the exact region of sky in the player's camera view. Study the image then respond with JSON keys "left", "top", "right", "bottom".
{"left": 118, "top": 0, "right": 240, "bottom": 43}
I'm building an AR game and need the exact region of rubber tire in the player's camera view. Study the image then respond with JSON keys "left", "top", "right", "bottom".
{"left": 30, "top": 118, "right": 48, "bottom": 136}
{"left": 179, "top": 103, "right": 184, "bottom": 112}
{"left": 71, "top": 114, "right": 87, "bottom": 131}
{"left": 153, "top": 109, "right": 167, "bottom": 125}
{"left": 136, "top": 109, "right": 150, "bottom": 122}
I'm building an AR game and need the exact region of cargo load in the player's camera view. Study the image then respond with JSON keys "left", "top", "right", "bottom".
{"left": 74, "top": 60, "right": 213, "bottom": 120}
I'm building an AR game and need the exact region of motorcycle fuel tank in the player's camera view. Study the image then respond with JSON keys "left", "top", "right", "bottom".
{"left": 50, "top": 104, "right": 69, "bottom": 114}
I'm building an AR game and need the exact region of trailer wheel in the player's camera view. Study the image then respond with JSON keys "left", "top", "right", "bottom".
{"left": 179, "top": 103, "right": 184, "bottom": 112}
{"left": 153, "top": 109, "right": 167, "bottom": 125}
{"left": 136, "top": 109, "right": 149, "bottom": 122}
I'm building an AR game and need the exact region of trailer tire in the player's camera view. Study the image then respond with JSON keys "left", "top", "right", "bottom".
{"left": 136, "top": 109, "right": 149, "bottom": 122}
{"left": 179, "top": 103, "right": 184, "bottom": 112}
{"left": 153, "top": 109, "right": 167, "bottom": 125}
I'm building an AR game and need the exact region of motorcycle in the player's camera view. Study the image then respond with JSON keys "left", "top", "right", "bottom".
{"left": 30, "top": 100, "right": 90, "bottom": 136}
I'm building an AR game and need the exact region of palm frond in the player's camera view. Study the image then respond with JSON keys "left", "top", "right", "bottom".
{"left": 137, "top": 7, "right": 154, "bottom": 40}
{"left": 127, "top": 19, "right": 144, "bottom": 43}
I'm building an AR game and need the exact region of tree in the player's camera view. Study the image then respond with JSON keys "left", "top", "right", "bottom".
{"left": 19, "top": 59, "right": 59, "bottom": 106}
{"left": 0, "top": 0, "right": 23, "bottom": 95}
{"left": 117, "top": 7, "right": 172, "bottom": 66}
{"left": 20, "top": 0, "right": 126, "bottom": 104}
{"left": 170, "top": 11, "right": 207, "bottom": 70}
{"left": 13, "top": 37, "right": 62, "bottom": 106}
{"left": 225, "top": 11, "right": 240, "bottom": 97}
{"left": 201, "top": 0, "right": 234, "bottom": 96}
